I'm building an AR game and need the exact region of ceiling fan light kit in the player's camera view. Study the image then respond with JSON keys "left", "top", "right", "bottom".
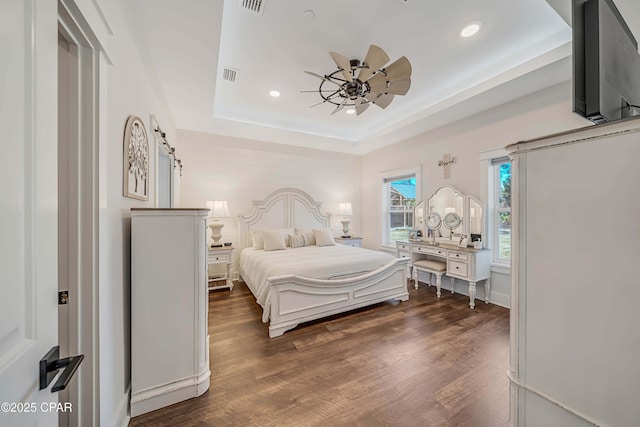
{"left": 303, "top": 44, "right": 412, "bottom": 116}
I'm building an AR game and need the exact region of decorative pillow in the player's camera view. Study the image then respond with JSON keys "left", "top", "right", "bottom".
{"left": 252, "top": 230, "right": 264, "bottom": 250}
{"left": 313, "top": 228, "right": 336, "bottom": 246}
{"left": 295, "top": 227, "right": 316, "bottom": 246}
{"left": 279, "top": 228, "right": 295, "bottom": 246}
{"left": 288, "top": 234, "right": 306, "bottom": 248}
{"left": 262, "top": 229, "right": 287, "bottom": 251}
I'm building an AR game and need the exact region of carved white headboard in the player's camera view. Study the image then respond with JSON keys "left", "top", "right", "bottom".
{"left": 238, "top": 188, "right": 331, "bottom": 251}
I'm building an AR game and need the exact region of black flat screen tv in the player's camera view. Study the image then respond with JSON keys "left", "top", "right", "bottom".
{"left": 573, "top": 0, "right": 640, "bottom": 124}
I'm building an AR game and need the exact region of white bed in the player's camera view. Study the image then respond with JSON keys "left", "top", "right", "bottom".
{"left": 238, "top": 188, "right": 409, "bottom": 338}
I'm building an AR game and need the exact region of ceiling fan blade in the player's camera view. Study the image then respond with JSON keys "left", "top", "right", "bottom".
{"left": 357, "top": 45, "right": 390, "bottom": 82}
{"left": 331, "top": 97, "right": 349, "bottom": 115}
{"left": 372, "top": 93, "right": 395, "bottom": 109}
{"left": 355, "top": 97, "right": 370, "bottom": 115}
{"left": 379, "top": 56, "right": 412, "bottom": 81}
{"left": 329, "top": 51, "right": 353, "bottom": 82}
{"left": 368, "top": 77, "right": 411, "bottom": 96}
{"left": 304, "top": 70, "right": 344, "bottom": 88}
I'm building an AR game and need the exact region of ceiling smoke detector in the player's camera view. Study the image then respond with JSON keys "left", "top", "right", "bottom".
{"left": 302, "top": 45, "right": 412, "bottom": 116}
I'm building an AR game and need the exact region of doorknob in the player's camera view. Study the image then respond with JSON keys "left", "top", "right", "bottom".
{"left": 39, "top": 346, "right": 84, "bottom": 392}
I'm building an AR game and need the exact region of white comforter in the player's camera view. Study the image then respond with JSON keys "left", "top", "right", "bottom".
{"left": 240, "top": 245, "right": 396, "bottom": 322}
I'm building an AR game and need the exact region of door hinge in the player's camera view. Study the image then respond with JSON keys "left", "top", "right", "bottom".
{"left": 58, "top": 291, "right": 69, "bottom": 305}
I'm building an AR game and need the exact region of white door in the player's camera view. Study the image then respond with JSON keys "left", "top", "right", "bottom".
{"left": 0, "top": 0, "right": 61, "bottom": 426}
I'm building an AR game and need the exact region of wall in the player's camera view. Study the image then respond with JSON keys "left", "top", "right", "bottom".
{"left": 95, "top": 1, "right": 177, "bottom": 426}
{"left": 359, "top": 81, "right": 588, "bottom": 307}
{"left": 178, "top": 130, "right": 360, "bottom": 277}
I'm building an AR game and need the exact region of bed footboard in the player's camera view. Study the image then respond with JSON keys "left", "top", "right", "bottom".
{"left": 267, "top": 258, "right": 409, "bottom": 338}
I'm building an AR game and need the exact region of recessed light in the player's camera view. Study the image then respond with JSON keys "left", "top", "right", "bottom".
{"left": 460, "top": 22, "right": 481, "bottom": 38}
{"left": 345, "top": 108, "right": 356, "bottom": 115}
{"left": 269, "top": 90, "right": 280, "bottom": 97}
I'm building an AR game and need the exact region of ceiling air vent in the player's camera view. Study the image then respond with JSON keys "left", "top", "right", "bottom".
{"left": 240, "top": 0, "right": 265, "bottom": 15}
{"left": 222, "top": 67, "right": 238, "bottom": 83}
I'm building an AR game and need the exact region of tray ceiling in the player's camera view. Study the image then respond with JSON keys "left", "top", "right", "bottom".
{"left": 123, "top": 0, "right": 640, "bottom": 154}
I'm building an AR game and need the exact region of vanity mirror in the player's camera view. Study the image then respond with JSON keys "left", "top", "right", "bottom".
{"left": 426, "top": 212, "right": 442, "bottom": 244}
{"left": 425, "top": 185, "right": 485, "bottom": 247}
{"left": 427, "top": 186, "right": 464, "bottom": 241}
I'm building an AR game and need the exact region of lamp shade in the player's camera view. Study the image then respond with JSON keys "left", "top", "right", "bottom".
{"left": 338, "top": 202, "right": 353, "bottom": 216}
{"left": 207, "top": 200, "right": 229, "bottom": 218}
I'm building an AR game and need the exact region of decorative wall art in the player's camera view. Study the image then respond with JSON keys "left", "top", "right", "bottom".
{"left": 123, "top": 115, "right": 149, "bottom": 200}
{"left": 438, "top": 153, "right": 457, "bottom": 179}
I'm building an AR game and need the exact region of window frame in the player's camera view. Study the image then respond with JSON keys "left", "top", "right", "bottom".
{"left": 380, "top": 166, "right": 421, "bottom": 249}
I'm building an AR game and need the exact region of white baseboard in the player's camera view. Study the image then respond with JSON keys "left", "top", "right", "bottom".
{"left": 130, "top": 369, "right": 211, "bottom": 417}
{"left": 487, "top": 291, "right": 510, "bottom": 308}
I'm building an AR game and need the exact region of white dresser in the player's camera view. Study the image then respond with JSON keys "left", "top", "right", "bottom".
{"left": 397, "top": 240, "right": 491, "bottom": 308}
{"left": 507, "top": 118, "right": 640, "bottom": 426}
{"left": 130, "top": 208, "right": 210, "bottom": 417}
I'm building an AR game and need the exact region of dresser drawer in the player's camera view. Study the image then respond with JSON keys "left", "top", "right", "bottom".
{"left": 397, "top": 250, "right": 411, "bottom": 259}
{"left": 208, "top": 254, "right": 230, "bottom": 263}
{"left": 448, "top": 260, "right": 468, "bottom": 277}
{"left": 448, "top": 251, "right": 468, "bottom": 261}
{"left": 415, "top": 245, "right": 447, "bottom": 257}
{"left": 396, "top": 242, "right": 411, "bottom": 251}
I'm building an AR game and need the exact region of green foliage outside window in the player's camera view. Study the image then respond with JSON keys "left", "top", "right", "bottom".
{"left": 498, "top": 163, "right": 511, "bottom": 260}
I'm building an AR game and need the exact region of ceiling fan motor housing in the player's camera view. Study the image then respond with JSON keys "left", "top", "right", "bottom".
{"left": 345, "top": 80, "right": 365, "bottom": 100}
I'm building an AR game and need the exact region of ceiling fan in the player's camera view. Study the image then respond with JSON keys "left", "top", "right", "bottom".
{"left": 303, "top": 45, "right": 412, "bottom": 116}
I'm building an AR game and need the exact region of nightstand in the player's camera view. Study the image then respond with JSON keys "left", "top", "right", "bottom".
{"left": 208, "top": 246, "right": 234, "bottom": 290}
{"left": 335, "top": 237, "right": 362, "bottom": 248}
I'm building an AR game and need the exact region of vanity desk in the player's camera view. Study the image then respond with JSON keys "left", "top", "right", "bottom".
{"left": 404, "top": 185, "right": 492, "bottom": 308}
{"left": 397, "top": 240, "right": 491, "bottom": 309}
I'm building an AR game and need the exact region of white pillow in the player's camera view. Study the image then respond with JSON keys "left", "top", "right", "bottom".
{"left": 295, "top": 227, "right": 316, "bottom": 246}
{"left": 252, "top": 230, "right": 264, "bottom": 250}
{"left": 313, "top": 228, "right": 336, "bottom": 246}
{"left": 262, "top": 229, "right": 287, "bottom": 251}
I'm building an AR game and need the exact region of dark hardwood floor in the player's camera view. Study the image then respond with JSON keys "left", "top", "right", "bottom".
{"left": 130, "top": 281, "right": 510, "bottom": 427}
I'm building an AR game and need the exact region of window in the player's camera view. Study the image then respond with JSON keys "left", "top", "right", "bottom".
{"left": 493, "top": 158, "right": 511, "bottom": 262}
{"left": 381, "top": 171, "right": 418, "bottom": 246}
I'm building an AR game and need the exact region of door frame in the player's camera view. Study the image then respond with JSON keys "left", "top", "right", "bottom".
{"left": 58, "top": 1, "right": 100, "bottom": 425}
